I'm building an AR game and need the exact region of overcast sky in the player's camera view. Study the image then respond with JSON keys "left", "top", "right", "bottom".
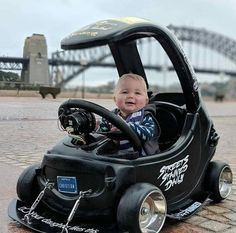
{"left": 1, "top": 0, "right": 236, "bottom": 58}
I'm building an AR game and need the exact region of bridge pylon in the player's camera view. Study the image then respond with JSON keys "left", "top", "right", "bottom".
{"left": 21, "top": 34, "right": 50, "bottom": 85}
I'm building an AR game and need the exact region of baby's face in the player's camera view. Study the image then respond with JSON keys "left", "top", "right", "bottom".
{"left": 114, "top": 77, "right": 148, "bottom": 117}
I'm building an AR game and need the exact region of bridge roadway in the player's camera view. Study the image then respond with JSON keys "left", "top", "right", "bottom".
{"left": 0, "top": 97, "right": 235, "bottom": 233}
{"left": 1, "top": 55, "right": 236, "bottom": 79}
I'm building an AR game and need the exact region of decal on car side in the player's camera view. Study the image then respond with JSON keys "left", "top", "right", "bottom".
{"left": 158, "top": 155, "right": 189, "bottom": 191}
{"left": 172, "top": 202, "right": 201, "bottom": 218}
{"left": 17, "top": 206, "right": 99, "bottom": 233}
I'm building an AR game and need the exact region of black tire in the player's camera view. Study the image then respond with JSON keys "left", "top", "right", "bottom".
{"left": 117, "top": 183, "right": 167, "bottom": 233}
{"left": 206, "top": 160, "right": 233, "bottom": 203}
{"left": 16, "top": 164, "right": 40, "bottom": 204}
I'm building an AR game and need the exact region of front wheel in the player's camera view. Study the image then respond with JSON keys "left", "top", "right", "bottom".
{"left": 117, "top": 183, "right": 167, "bottom": 233}
{"left": 206, "top": 161, "right": 233, "bottom": 202}
{"left": 16, "top": 164, "right": 40, "bottom": 204}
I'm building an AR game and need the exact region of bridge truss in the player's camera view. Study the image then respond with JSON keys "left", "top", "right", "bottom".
{"left": 168, "top": 25, "right": 236, "bottom": 63}
{"left": 0, "top": 57, "right": 28, "bottom": 71}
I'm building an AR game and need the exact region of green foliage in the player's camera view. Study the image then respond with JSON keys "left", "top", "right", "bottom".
{"left": 0, "top": 71, "right": 40, "bottom": 90}
{"left": 0, "top": 70, "right": 20, "bottom": 81}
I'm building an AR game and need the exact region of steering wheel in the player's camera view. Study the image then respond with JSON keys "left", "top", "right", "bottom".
{"left": 58, "top": 99, "right": 142, "bottom": 153}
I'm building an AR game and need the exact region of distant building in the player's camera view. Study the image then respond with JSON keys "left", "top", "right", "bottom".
{"left": 21, "top": 34, "right": 50, "bottom": 85}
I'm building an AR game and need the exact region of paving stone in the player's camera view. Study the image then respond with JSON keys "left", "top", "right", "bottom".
{"left": 224, "top": 213, "right": 236, "bottom": 221}
{"left": 185, "top": 215, "right": 207, "bottom": 225}
{"left": 221, "top": 227, "right": 236, "bottom": 233}
{"left": 163, "top": 221, "right": 213, "bottom": 233}
{"left": 199, "top": 220, "right": 230, "bottom": 232}
{"left": 218, "top": 200, "right": 236, "bottom": 211}
{"left": 205, "top": 213, "right": 230, "bottom": 224}
{"left": 205, "top": 205, "right": 230, "bottom": 214}
{"left": 198, "top": 209, "right": 212, "bottom": 218}
{"left": 230, "top": 221, "right": 236, "bottom": 226}
{"left": 227, "top": 195, "right": 236, "bottom": 202}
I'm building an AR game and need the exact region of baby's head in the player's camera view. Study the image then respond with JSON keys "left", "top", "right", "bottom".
{"left": 114, "top": 73, "right": 148, "bottom": 117}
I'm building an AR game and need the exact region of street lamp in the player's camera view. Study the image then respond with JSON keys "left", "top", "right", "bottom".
{"left": 80, "top": 60, "right": 88, "bottom": 99}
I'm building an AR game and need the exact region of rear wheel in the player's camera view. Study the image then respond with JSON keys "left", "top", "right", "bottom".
{"left": 117, "top": 183, "right": 167, "bottom": 233}
{"left": 206, "top": 161, "right": 233, "bottom": 202}
{"left": 16, "top": 164, "right": 40, "bottom": 204}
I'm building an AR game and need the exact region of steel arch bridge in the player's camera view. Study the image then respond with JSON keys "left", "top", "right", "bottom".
{"left": 1, "top": 25, "right": 236, "bottom": 86}
{"left": 168, "top": 25, "right": 236, "bottom": 63}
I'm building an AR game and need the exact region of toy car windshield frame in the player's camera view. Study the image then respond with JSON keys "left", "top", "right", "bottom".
{"left": 61, "top": 17, "right": 200, "bottom": 113}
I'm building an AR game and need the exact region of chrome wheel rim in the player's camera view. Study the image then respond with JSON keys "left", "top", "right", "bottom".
{"left": 139, "top": 190, "right": 167, "bottom": 233}
{"left": 219, "top": 166, "right": 233, "bottom": 199}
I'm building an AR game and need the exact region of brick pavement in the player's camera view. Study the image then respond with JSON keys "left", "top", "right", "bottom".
{"left": 0, "top": 97, "right": 235, "bottom": 233}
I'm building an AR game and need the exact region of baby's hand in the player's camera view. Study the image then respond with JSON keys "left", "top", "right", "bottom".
{"left": 95, "top": 118, "right": 100, "bottom": 130}
{"left": 110, "top": 125, "right": 118, "bottom": 131}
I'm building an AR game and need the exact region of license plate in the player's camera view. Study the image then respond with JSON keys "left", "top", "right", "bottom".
{"left": 57, "top": 176, "right": 78, "bottom": 194}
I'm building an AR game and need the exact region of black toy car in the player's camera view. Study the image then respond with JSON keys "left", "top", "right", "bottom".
{"left": 8, "top": 17, "right": 233, "bottom": 233}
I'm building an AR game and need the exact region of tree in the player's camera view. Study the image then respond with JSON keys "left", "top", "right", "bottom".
{"left": 0, "top": 70, "right": 20, "bottom": 81}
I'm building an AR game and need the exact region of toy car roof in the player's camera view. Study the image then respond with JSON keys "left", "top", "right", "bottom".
{"left": 61, "top": 17, "right": 159, "bottom": 49}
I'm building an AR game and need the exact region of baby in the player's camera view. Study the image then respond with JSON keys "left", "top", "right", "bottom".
{"left": 98, "top": 73, "right": 160, "bottom": 156}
